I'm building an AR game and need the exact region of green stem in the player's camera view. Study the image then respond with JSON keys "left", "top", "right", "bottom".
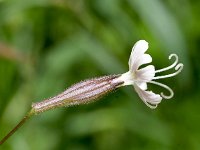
{"left": 0, "top": 110, "right": 34, "bottom": 145}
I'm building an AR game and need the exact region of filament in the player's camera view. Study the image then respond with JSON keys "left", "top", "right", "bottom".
{"left": 148, "top": 81, "right": 174, "bottom": 99}
{"left": 153, "top": 63, "right": 183, "bottom": 80}
{"left": 155, "top": 54, "right": 179, "bottom": 73}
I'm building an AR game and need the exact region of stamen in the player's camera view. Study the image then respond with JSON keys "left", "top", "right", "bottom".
{"left": 155, "top": 54, "right": 179, "bottom": 73}
{"left": 148, "top": 81, "right": 174, "bottom": 99}
{"left": 153, "top": 63, "right": 183, "bottom": 80}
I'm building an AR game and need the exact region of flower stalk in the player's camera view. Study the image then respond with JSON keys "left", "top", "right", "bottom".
{"left": 0, "top": 75, "right": 124, "bottom": 145}
{"left": 0, "top": 112, "right": 32, "bottom": 145}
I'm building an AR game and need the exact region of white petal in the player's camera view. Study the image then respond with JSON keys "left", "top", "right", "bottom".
{"left": 131, "top": 40, "right": 149, "bottom": 57}
{"left": 130, "top": 54, "right": 152, "bottom": 71}
{"left": 134, "top": 84, "right": 162, "bottom": 109}
{"left": 136, "top": 81, "right": 147, "bottom": 90}
{"left": 129, "top": 40, "right": 149, "bottom": 71}
{"left": 135, "top": 65, "right": 155, "bottom": 82}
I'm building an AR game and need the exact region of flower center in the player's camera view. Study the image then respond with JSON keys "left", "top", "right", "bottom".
{"left": 115, "top": 71, "right": 135, "bottom": 86}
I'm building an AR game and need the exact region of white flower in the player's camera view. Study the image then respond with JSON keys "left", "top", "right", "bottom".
{"left": 115, "top": 40, "right": 183, "bottom": 109}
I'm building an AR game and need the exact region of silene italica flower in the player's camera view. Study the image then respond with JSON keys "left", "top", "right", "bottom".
{"left": 0, "top": 40, "right": 184, "bottom": 145}
{"left": 32, "top": 40, "right": 183, "bottom": 113}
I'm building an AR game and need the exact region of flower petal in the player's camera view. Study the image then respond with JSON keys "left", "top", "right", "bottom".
{"left": 135, "top": 65, "right": 155, "bottom": 82}
{"left": 136, "top": 81, "right": 147, "bottom": 90}
{"left": 134, "top": 84, "right": 162, "bottom": 109}
{"left": 129, "top": 40, "right": 149, "bottom": 71}
{"left": 130, "top": 54, "right": 152, "bottom": 72}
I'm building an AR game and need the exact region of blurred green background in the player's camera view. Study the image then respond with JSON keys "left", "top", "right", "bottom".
{"left": 0, "top": 0, "right": 199, "bottom": 150}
